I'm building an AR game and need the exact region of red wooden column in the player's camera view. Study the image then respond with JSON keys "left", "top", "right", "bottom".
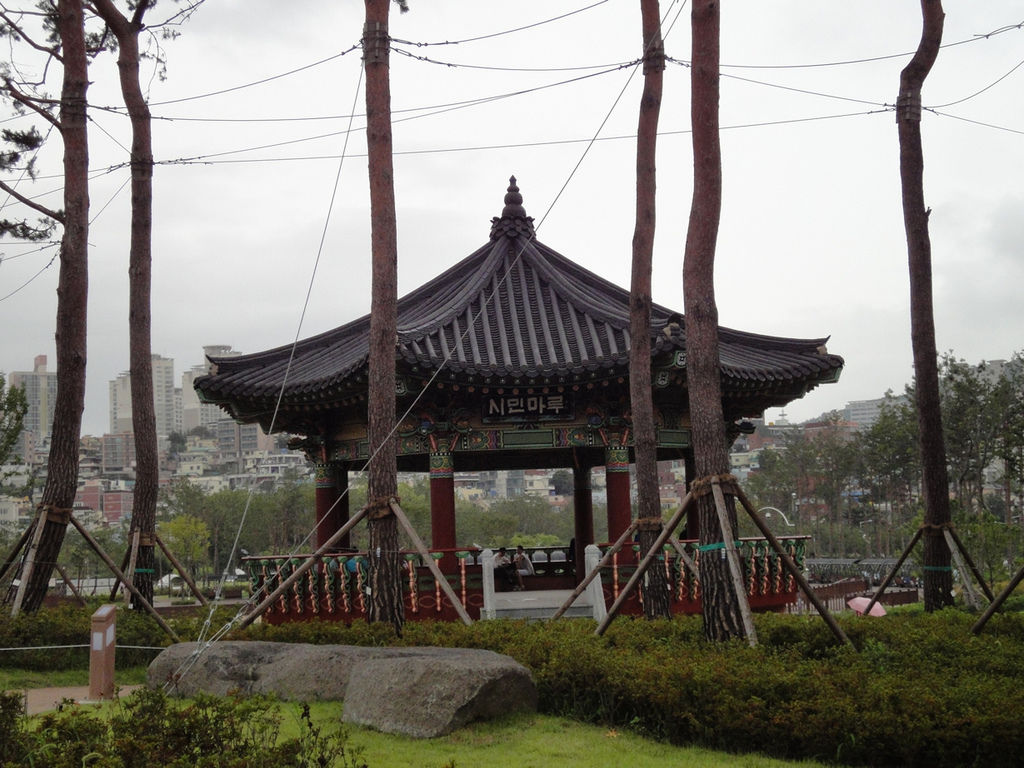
{"left": 572, "top": 464, "right": 594, "bottom": 583}
{"left": 429, "top": 450, "right": 457, "bottom": 552}
{"left": 604, "top": 446, "right": 632, "bottom": 542}
{"left": 314, "top": 461, "right": 342, "bottom": 549}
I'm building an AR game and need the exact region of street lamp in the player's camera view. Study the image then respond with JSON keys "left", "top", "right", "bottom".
{"left": 759, "top": 507, "right": 795, "bottom": 527}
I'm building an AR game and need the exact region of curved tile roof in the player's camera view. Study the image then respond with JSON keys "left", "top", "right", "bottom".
{"left": 195, "top": 178, "right": 843, "bottom": 424}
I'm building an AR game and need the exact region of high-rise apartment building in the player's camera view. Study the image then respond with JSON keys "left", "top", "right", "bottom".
{"left": 181, "top": 345, "right": 241, "bottom": 431}
{"left": 9, "top": 355, "right": 58, "bottom": 457}
{"left": 108, "top": 354, "right": 179, "bottom": 438}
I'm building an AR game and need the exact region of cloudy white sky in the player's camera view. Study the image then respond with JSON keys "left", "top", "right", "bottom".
{"left": 1, "top": 0, "right": 1021, "bottom": 437}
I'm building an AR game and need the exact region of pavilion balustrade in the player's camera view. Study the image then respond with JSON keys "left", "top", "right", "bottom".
{"left": 241, "top": 536, "right": 809, "bottom": 624}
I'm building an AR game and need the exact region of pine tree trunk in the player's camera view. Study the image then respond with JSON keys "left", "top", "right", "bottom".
{"left": 14, "top": 0, "right": 90, "bottom": 612}
{"left": 898, "top": 0, "right": 952, "bottom": 611}
{"left": 631, "top": 0, "right": 669, "bottom": 620}
{"left": 93, "top": 0, "right": 157, "bottom": 609}
{"left": 683, "top": 0, "right": 746, "bottom": 641}
{"left": 363, "top": 0, "right": 403, "bottom": 633}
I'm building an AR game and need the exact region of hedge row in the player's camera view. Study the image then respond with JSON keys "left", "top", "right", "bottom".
{"left": 4, "top": 600, "right": 1024, "bottom": 767}
{"left": 240, "top": 608, "right": 1024, "bottom": 768}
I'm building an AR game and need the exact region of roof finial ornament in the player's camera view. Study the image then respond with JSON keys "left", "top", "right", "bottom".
{"left": 490, "top": 175, "right": 535, "bottom": 241}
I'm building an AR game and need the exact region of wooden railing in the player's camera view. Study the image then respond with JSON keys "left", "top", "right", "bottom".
{"left": 242, "top": 536, "right": 811, "bottom": 624}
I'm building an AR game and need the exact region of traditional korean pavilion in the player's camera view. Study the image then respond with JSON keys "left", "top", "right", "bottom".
{"left": 194, "top": 178, "right": 843, "bottom": 622}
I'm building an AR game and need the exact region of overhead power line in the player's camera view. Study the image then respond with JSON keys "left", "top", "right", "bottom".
{"left": 390, "top": 0, "right": 609, "bottom": 47}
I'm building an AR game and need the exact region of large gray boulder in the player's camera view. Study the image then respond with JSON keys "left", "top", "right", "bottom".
{"left": 147, "top": 642, "right": 364, "bottom": 700}
{"left": 147, "top": 642, "right": 536, "bottom": 737}
{"left": 342, "top": 647, "right": 537, "bottom": 738}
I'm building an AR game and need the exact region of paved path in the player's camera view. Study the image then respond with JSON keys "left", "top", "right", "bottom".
{"left": 19, "top": 685, "right": 143, "bottom": 715}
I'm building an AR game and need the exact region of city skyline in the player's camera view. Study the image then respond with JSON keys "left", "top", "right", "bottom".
{"left": 6, "top": 343, "right": 971, "bottom": 441}
{"left": 1, "top": 2, "right": 1021, "bottom": 443}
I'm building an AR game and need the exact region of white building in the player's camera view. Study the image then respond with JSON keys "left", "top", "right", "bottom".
{"left": 108, "top": 354, "right": 179, "bottom": 438}
{"left": 181, "top": 345, "right": 242, "bottom": 432}
{"left": 843, "top": 396, "right": 908, "bottom": 431}
{"left": 9, "top": 355, "right": 58, "bottom": 458}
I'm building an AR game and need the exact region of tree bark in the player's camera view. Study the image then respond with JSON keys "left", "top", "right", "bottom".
{"left": 631, "top": 0, "right": 669, "bottom": 620}
{"left": 91, "top": 0, "right": 157, "bottom": 610}
{"left": 363, "top": 0, "right": 403, "bottom": 633}
{"left": 12, "top": 0, "right": 90, "bottom": 612}
{"left": 683, "top": 0, "right": 746, "bottom": 641}
{"left": 898, "top": 0, "right": 951, "bottom": 611}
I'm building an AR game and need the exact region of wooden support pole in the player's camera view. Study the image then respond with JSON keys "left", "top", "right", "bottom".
{"left": 595, "top": 492, "right": 694, "bottom": 635}
{"left": 943, "top": 528, "right": 980, "bottom": 610}
{"left": 389, "top": 500, "right": 472, "bottom": 626}
{"left": 711, "top": 479, "right": 757, "bottom": 647}
{"left": 11, "top": 509, "right": 46, "bottom": 618}
{"left": 55, "top": 563, "right": 86, "bottom": 606}
{"left": 154, "top": 534, "right": 209, "bottom": 607}
{"left": 552, "top": 519, "right": 639, "bottom": 621}
{"left": 972, "top": 561, "right": 1024, "bottom": 635}
{"left": 732, "top": 483, "right": 852, "bottom": 647}
{"left": 946, "top": 525, "right": 995, "bottom": 602}
{"left": 122, "top": 530, "right": 141, "bottom": 605}
{"left": 108, "top": 543, "right": 133, "bottom": 602}
{"left": 0, "top": 523, "right": 33, "bottom": 585}
{"left": 238, "top": 506, "right": 369, "bottom": 629}
{"left": 667, "top": 536, "right": 698, "bottom": 577}
{"left": 863, "top": 527, "right": 923, "bottom": 616}
{"left": 68, "top": 514, "right": 180, "bottom": 642}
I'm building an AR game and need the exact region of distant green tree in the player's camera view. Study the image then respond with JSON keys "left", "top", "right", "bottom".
{"left": 167, "top": 431, "right": 187, "bottom": 456}
{"left": 745, "top": 447, "right": 797, "bottom": 513}
{"left": 158, "top": 514, "right": 209, "bottom": 580}
{"left": 0, "top": 374, "right": 28, "bottom": 473}
{"left": 990, "top": 354, "right": 1024, "bottom": 522}
{"left": 551, "top": 470, "right": 573, "bottom": 497}
{"left": 158, "top": 478, "right": 209, "bottom": 520}
{"left": 937, "top": 356, "right": 1005, "bottom": 514}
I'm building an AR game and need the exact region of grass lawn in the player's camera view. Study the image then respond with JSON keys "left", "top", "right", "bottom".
{"left": 0, "top": 664, "right": 150, "bottom": 690}
{"left": 2, "top": 670, "right": 827, "bottom": 768}
{"left": 288, "top": 703, "right": 827, "bottom": 768}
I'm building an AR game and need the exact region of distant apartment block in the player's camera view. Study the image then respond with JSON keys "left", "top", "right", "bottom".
{"left": 100, "top": 432, "right": 136, "bottom": 475}
{"left": 75, "top": 478, "right": 133, "bottom": 525}
{"left": 843, "top": 395, "right": 910, "bottom": 430}
{"left": 108, "top": 354, "right": 179, "bottom": 438}
{"left": 9, "top": 354, "right": 58, "bottom": 459}
{"left": 181, "top": 345, "right": 242, "bottom": 432}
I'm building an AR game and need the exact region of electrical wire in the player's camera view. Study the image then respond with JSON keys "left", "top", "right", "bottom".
{"left": 390, "top": 0, "right": 609, "bottom": 47}
{"left": 717, "top": 19, "right": 1024, "bottom": 70}
{"left": 390, "top": 44, "right": 635, "bottom": 73}
{"left": 927, "top": 55, "right": 1024, "bottom": 109}
{"left": 173, "top": 49, "right": 368, "bottom": 683}
{"left": 141, "top": 45, "right": 362, "bottom": 108}
{"left": 928, "top": 108, "right": 1024, "bottom": 136}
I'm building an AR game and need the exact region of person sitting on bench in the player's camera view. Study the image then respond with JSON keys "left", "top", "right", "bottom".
{"left": 495, "top": 547, "right": 518, "bottom": 589}
{"left": 513, "top": 545, "right": 535, "bottom": 590}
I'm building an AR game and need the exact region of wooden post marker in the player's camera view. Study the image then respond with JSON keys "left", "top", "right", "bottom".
{"left": 88, "top": 604, "right": 117, "bottom": 702}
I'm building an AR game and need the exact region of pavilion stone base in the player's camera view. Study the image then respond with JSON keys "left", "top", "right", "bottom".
{"left": 148, "top": 641, "right": 536, "bottom": 738}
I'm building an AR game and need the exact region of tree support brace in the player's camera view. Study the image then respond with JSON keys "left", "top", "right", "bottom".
{"left": 68, "top": 513, "right": 180, "bottom": 642}
{"left": 552, "top": 519, "right": 640, "bottom": 622}
{"left": 239, "top": 505, "right": 371, "bottom": 629}
{"left": 865, "top": 521, "right": 993, "bottom": 617}
{"left": 389, "top": 499, "right": 472, "bottom": 626}
{"left": 710, "top": 478, "right": 757, "bottom": 647}
{"left": 155, "top": 533, "right": 209, "bottom": 607}
{"left": 595, "top": 491, "right": 694, "bottom": 635}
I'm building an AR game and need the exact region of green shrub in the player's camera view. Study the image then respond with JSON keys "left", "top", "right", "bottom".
{"left": 1, "top": 688, "right": 363, "bottom": 768}
{"left": 7, "top": 604, "right": 1024, "bottom": 767}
